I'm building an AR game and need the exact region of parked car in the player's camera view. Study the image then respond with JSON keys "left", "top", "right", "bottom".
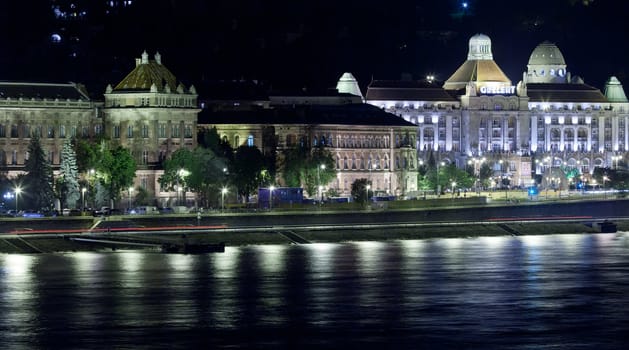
{"left": 22, "top": 210, "right": 44, "bottom": 218}
{"left": 93, "top": 207, "right": 111, "bottom": 216}
{"left": 158, "top": 207, "right": 174, "bottom": 214}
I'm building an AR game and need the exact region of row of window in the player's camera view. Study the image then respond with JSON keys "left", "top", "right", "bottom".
{"left": 0, "top": 124, "right": 99, "bottom": 138}
{"left": 111, "top": 124, "right": 194, "bottom": 139}
{"left": 335, "top": 155, "right": 415, "bottom": 170}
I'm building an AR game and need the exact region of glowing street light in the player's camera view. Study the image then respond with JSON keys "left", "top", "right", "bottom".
{"left": 317, "top": 164, "right": 326, "bottom": 204}
{"left": 14, "top": 186, "right": 22, "bottom": 213}
{"left": 365, "top": 184, "right": 371, "bottom": 204}
{"left": 221, "top": 187, "right": 228, "bottom": 212}
{"left": 81, "top": 187, "right": 87, "bottom": 212}
{"left": 269, "top": 185, "right": 275, "bottom": 210}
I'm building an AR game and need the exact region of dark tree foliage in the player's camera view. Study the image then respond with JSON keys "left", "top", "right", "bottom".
{"left": 198, "top": 127, "right": 234, "bottom": 161}
{"left": 23, "top": 135, "right": 55, "bottom": 210}
{"left": 159, "top": 147, "right": 228, "bottom": 208}
{"left": 103, "top": 146, "right": 136, "bottom": 204}
{"left": 281, "top": 145, "right": 335, "bottom": 197}
{"left": 231, "top": 145, "right": 266, "bottom": 201}
{"left": 351, "top": 178, "right": 372, "bottom": 204}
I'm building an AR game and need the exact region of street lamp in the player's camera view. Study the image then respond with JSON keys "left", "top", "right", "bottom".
{"left": 437, "top": 161, "right": 445, "bottom": 197}
{"left": 81, "top": 187, "right": 86, "bottom": 212}
{"left": 14, "top": 186, "right": 22, "bottom": 213}
{"left": 221, "top": 187, "right": 228, "bottom": 212}
{"left": 365, "top": 184, "right": 371, "bottom": 204}
{"left": 269, "top": 185, "right": 275, "bottom": 210}
{"left": 603, "top": 176, "right": 609, "bottom": 199}
{"left": 317, "top": 164, "right": 326, "bottom": 203}
{"left": 451, "top": 181, "right": 456, "bottom": 200}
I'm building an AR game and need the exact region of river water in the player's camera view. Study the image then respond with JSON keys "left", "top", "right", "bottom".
{"left": 1, "top": 233, "right": 629, "bottom": 349}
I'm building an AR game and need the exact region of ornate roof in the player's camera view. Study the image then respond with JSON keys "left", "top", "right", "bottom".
{"left": 113, "top": 51, "right": 178, "bottom": 92}
{"left": 443, "top": 60, "right": 511, "bottom": 91}
{"left": 528, "top": 41, "right": 566, "bottom": 66}
{"left": 336, "top": 72, "right": 363, "bottom": 98}
{"left": 604, "top": 76, "right": 628, "bottom": 102}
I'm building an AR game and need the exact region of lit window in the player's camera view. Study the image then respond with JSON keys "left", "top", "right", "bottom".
{"left": 247, "top": 135, "right": 254, "bottom": 147}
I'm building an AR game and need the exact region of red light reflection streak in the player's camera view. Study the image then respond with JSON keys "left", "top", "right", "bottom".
{"left": 7, "top": 225, "right": 228, "bottom": 235}
{"left": 486, "top": 215, "right": 593, "bottom": 222}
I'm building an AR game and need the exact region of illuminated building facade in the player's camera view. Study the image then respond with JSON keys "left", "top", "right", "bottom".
{"left": 103, "top": 51, "right": 199, "bottom": 204}
{"left": 199, "top": 81, "right": 418, "bottom": 198}
{"left": 0, "top": 82, "right": 101, "bottom": 175}
{"left": 1, "top": 52, "right": 197, "bottom": 207}
{"left": 365, "top": 34, "right": 628, "bottom": 189}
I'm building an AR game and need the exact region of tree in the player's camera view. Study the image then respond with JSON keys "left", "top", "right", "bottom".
{"left": 23, "top": 135, "right": 55, "bottom": 210}
{"left": 351, "top": 178, "right": 372, "bottom": 204}
{"left": 281, "top": 146, "right": 335, "bottom": 197}
{"left": 159, "top": 147, "right": 229, "bottom": 208}
{"left": 59, "top": 138, "right": 80, "bottom": 208}
{"left": 198, "top": 127, "right": 234, "bottom": 161}
{"left": 231, "top": 145, "right": 267, "bottom": 201}
{"left": 479, "top": 163, "right": 493, "bottom": 189}
{"left": 100, "top": 145, "right": 136, "bottom": 207}
{"left": 159, "top": 148, "right": 195, "bottom": 193}
{"left": 187, "top": 147, "right": 228, "bottom": 208}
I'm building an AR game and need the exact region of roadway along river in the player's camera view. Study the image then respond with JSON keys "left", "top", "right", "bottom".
{"left": 1, "top": 232, "right": 629, "bottom": 349}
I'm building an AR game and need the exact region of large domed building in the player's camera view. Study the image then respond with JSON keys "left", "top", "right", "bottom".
{"left": 366, "top": 34, "right": 628, "bottom": 190}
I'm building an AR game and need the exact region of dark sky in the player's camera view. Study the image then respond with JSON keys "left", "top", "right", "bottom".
{"left": 1, "top": 0, "right": 628, "bottom": 96}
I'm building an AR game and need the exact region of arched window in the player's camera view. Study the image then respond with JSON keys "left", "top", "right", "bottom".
{"left": 234, "top": 135, "right": 240, "bottom": 146}
{"left": 247, "top": 135, "right": 254, "bottom": 147}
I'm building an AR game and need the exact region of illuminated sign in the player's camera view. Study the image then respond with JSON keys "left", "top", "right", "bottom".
{"left": 479, "top": 85, "right": 515, "bottom": 95}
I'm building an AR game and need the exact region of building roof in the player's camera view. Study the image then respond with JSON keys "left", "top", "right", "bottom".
{"left": 199, "top": 103, "right": 416, "bottom": 127}
{"left": 526, "top": 83, "right": 608, "bottom": 103}
{"left": 0, "top": 81, "right": 90, "bottom": 101}
{"left": 528, "top": 41, "right": 566, "bottom": 66}
{"left": 443, "top": 60, "right": 511, "bottom": 90}
{"left": 365, "top": 80, "right": 457, "bottom": 101}
{"left": 604, "top": 76, "right": 628, "bottom": 103}
{"left": 113, "top": 51, "right": 178, "bottom": 92}
{"left": 336, "top": 72, "right": 363, "bottom": 98}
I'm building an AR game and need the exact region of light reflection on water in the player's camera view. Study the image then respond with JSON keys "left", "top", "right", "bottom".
{"left": 1, "top": 233, "right": 629, "bottom": 349}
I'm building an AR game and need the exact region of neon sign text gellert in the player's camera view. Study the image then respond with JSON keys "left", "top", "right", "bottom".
{"left": 479, "top": 85, "right": 515, "bottom": 95}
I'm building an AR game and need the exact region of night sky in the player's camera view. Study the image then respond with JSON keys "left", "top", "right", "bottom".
{"left": 1, "top": 0, "right": 628, "bottom": 96}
